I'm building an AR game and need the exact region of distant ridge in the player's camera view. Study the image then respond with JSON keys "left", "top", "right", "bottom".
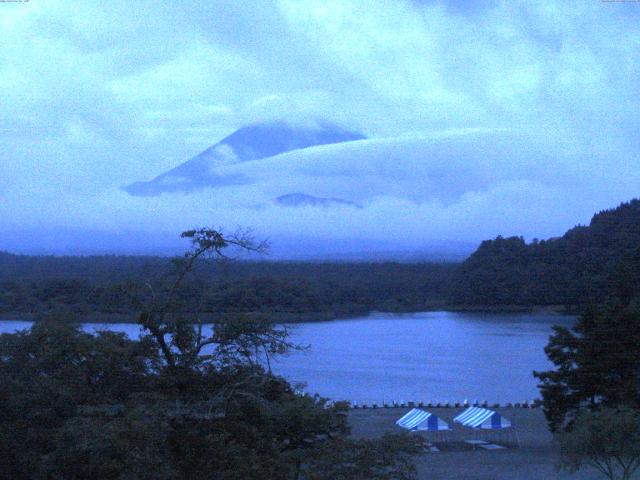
{"left": 124, "top": 120, "right": 365, "bottom": 196}
{"left": 275, "top": 193, "right": 361, "bottom": 208}
{"left": 452, "top": 198, "right": 640, "bottom": 307}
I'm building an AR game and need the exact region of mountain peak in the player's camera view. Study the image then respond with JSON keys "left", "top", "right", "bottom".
{"left": 124, "top": 120, "right": 365, "bottom": 196}
{"left": 216, "top": 120, "right": 364, "bottom": 159}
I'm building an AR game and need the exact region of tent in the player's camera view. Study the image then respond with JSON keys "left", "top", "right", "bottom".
{"left": 453, "top": 406, "right": 512, "bottom": 429}
{"left": 396, "top": 408, "right": 450, "bottom": 431}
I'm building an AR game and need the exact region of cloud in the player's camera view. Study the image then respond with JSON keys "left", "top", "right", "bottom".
{"left": 1, "top": 0, "right": 639, "bottom": 254}
{"left": 1, "top": 129, "right": 634, "bottom": 257}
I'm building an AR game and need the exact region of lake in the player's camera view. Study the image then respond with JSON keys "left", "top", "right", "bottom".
{"left": 0, "top": 311, "right": 574, "bottom": 404}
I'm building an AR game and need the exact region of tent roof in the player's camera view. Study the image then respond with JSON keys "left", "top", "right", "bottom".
{"left": 453, "top": 407, "right": 511, "bottom": 429}
{"left": 396, "top": 408, "right": 450, "bottom": 431}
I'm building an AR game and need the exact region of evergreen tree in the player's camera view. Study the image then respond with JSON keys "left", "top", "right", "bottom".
{"left": 534, "top": 303, "right": 640, "bottom": 432}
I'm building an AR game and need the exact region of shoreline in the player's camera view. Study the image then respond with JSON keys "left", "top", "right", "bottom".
{"left": 0, "top": 304, "right": 575, "bottom": 324}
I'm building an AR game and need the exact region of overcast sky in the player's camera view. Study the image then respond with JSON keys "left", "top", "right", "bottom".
{"left": 1, "top": 0, "right": 639, "bottom": 256}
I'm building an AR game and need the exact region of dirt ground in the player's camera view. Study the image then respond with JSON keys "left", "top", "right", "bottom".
{"left": 348, "top": 407, "right": 602, "bottom": 480}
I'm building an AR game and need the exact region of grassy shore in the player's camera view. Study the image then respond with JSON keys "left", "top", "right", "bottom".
{"left": 348, "top": 407, "right": 600, "bottom": 480}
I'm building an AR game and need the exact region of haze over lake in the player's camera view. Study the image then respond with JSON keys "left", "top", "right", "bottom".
{"left": 0, "top": 312, "right": 573, "bottom": 403}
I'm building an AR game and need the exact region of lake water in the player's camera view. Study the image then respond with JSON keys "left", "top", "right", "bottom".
{"left": 0, "top": 311, "right": 574, "bottom": 404}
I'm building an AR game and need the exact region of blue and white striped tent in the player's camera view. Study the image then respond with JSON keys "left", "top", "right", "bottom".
{"left": 396, "top": 409, "right": 450, "bottom": 431}
{"left": 453, "top": 407, "right": 512, "bottom": 429}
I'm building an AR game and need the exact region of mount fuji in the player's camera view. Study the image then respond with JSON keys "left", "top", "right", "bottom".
{"left": 124, "top": 120, "right": 365, "bottom": 196}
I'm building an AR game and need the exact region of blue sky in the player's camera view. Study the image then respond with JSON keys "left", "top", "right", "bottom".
{"left": 1, "top": 0, "right": 639, "bottom": 255}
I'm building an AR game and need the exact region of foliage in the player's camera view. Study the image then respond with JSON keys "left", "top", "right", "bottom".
{"left": 0, "top": 254, "right": 457, "bottom": 322}
{"left": 534, "top": 304, "right": 640, "bottom": 432}
{"left": 0, "top": 321, "right": 158, "bottom": 479}
{"left": 453, "top": 199, "right": 640, "bottom": 307}
{"left": 557, "top": 406, "right": 640, "bottom": 480}
{"left": 0, "top": 229, "right": 422, "bottom": 479}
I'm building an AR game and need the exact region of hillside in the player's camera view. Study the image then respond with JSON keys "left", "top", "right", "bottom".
{"left": 452, "top": 199, "right": 640, "bottom": 308}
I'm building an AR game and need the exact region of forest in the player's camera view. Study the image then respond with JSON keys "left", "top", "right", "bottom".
{"left": 1, "top": 199, "right": 640, "bottom": 322}
{"left": 452, "top": 199, "right": 640, "bottom": 308}
{"left": 0, "top": 254, "right": 457, "bottom": 322}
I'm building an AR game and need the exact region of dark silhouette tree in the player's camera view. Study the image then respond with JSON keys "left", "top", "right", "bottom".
{"left": 534, "top": 304, "right": 640, "bottom": 432}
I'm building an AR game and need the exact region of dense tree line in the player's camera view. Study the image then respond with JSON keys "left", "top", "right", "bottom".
{"left": 0, "top": 255, "right": 457, "bottom": 322}
{"left": 3, "top": 199, "right": 640, "bottom": 322}
{"left": 453, "top": 199, "right": 640, "bottom": 308}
